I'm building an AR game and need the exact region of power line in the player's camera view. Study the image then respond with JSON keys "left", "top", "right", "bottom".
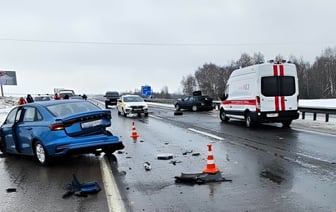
{"left": 0, "top": 38, "right": 333, "bottom": 47}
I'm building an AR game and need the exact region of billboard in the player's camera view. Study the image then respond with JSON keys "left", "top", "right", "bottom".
{"left": 0, "top": 71, "right": 17, "bottom": 85}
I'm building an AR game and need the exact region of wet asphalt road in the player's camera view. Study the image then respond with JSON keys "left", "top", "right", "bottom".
{"left": 0, "top": 153, "right": 109, "bottom": 212}
{"left": 1, "top": 101, "right": 336, "bottom": 211}
{"left": 109, "top": 104, "right": 336, "bottom": 212}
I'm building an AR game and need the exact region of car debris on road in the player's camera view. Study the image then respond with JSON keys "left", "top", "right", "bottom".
{"left": 62, "top": 174, "right": 101, "bottom": 199}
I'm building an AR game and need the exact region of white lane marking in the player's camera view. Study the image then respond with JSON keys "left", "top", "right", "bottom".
{"left": 188, "top": 128, "right": 224, "bottom": 141}
{"left": 100, "top": 156, "right": 126, "bottom": 212}
{"left": 149, "top": 114, "right": 163, "bottom": 120}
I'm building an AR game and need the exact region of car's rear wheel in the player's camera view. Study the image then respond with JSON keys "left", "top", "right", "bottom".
{"left": 192, "top": 105, "right": 198, "bottom": 112}
{"left": 103, "top": 130, "right": 115, "bottom": 155}
{"left": 34, "top": 141, "right": 50, "bottom": 165}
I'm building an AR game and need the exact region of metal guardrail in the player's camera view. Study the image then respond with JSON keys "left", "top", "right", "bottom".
{"left": 298, "top": 107, "right": 336, "bottom": 122}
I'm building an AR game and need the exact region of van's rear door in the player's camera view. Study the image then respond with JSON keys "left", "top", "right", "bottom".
{"left": 260, "top": 64, "right": 298, "bottom": 112}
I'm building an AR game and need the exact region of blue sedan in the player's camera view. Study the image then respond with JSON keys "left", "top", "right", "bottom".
{"left": 0, "top": 100, "right": 124, "bottom": 165}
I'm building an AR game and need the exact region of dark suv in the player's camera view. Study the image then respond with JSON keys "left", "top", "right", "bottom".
{"left": 174, "top": 92, "right": 213, "bottom": 112}
{"left": 104, "top": 91, "right": 119, "bottom": 108}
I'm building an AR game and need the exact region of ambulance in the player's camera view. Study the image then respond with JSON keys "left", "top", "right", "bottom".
{"left": 219, "top": 61, "right": 300, "bottom": 127}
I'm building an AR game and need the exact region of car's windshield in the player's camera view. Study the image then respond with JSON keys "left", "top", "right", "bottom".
{"left": 123, "top": 96, "right": 143, "bottom": 102}
{"left": 46, "top": 101, "right": 100, "bottom": 117}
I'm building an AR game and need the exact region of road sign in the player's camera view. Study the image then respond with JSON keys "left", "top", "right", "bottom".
{"left": 141, "top": 85, "right": 152, "bottom": 98}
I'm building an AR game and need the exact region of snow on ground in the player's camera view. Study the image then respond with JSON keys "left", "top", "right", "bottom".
{"left": 0, "top": 97, "right": 336, "bottom": 135}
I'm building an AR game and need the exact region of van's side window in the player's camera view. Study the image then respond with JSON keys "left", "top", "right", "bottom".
{"left": 223, "top": 85, "right": 229, "bottom": 100}
{"left": 261, "top": 76, "right": 295, "bottom": 96}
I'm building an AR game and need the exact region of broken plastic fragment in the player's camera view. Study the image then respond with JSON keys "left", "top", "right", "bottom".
{"left": 157, "top": 153, "right": 174, "bottom": 160}
{"left": 6, "top": 188, "right": 17, "bottom": 193}
{"left": 144, "top": 162, "right": 152, "bottom": 171}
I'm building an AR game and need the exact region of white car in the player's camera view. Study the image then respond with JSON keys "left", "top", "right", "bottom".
{"left": 117, "top": 95, "right": 148, "bottom": 117}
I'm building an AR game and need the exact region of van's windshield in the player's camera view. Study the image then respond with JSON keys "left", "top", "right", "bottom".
{"left": 261, "top": 76, "right": 295, "bottom": 96}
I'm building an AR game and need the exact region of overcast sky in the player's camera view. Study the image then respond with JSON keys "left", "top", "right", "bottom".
{"left": 1, "top": 0, "right": 336, "bottom": 96}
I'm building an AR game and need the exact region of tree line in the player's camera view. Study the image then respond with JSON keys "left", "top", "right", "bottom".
{"left": 180, "top": 47, "right": 336, "bottom": 100}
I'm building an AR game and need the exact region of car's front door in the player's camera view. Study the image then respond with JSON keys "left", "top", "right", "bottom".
{"left": 1, "top": 107, "right": 22, "bottom": 153}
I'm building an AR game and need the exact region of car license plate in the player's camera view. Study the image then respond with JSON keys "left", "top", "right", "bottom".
{"left": 81, "top": 120, "right": 102, "bottom": 128}
{"left": 266, "top": 113, "right": 278, "bottom": 117}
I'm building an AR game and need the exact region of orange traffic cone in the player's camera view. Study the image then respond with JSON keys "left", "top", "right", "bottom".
{"left": 130, "top": 121, "right": 139, "bottom": 140}
{"left": 203, "top": 144, "right": 220, "bottom": 174}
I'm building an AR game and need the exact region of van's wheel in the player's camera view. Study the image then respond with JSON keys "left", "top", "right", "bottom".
{"left": 220, "top": 109, "right": 229, "bottom": 122}
{"left": 245, "top": 113, "right": 255, "bottom": 128}
{"left": 282, "top": 120, "right": 292, "bottom": 128}
{"left": 192, "top": 105, "right": 198, "bottom": 112}
{"left": 34, "top": 141, "right": 50, "bottom": 165}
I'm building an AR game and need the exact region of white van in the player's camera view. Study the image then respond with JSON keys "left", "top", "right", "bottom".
{"left": 219, "top": 61, "right": 299, "bottom": 127}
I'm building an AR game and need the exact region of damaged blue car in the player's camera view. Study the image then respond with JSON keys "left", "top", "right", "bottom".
{"left": 0, "top": 100, "right": 124, "bottom": 165}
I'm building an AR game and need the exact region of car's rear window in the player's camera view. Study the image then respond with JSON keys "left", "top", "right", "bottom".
{"left": 261, "top": 76, "right": 295, "bottom": 96}
{"left": 106, "top": 92, "right": 119, "bottom": 97}
{"left": 46, "top": 101, "right": 101, "bottom": 117}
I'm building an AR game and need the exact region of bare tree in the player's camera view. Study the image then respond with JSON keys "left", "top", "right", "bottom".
{"left": 236, "top": 53, "right": 254, "bottom": 68}
{"left": 252, "top": 52, "right": 265, "bottom": 64}
{"left": 181, "top": 75, "right": 197, "bottom": 95}
{"left": 289, "top": 55, "right": 310, "bottom": 98}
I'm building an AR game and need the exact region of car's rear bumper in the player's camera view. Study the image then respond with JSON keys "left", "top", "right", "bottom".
{"left": 46, "top": 135, "right": 124, "bottom": 156}
{"left": 105, "top": 100, "right": 118, "bottom": 105}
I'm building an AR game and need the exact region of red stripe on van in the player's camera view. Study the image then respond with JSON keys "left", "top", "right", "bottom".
{"left": 281, "top": 96, "right": 285, "bottom": 111}
{"left": 273, "top": 65, "right": 278, "bottom": 76}
{"left": 222, "top": 99, "right": 256, "bottom": 105}
{"left": 279, "top": 64, "right": 284, "bottom": 76}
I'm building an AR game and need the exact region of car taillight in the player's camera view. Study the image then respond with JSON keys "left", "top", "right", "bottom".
{"left": 256, "top": 96, "right": 261, "bottom": 112}
{"left": 49, "top": 123, "right": 65, "bottom": 131}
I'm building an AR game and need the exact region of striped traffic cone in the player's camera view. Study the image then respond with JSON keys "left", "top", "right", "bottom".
{"left": 130, "top": 121, "right": 139, "bottom": 140}
{"left": 203, "top": 144, "right": 220, "bottom": 174}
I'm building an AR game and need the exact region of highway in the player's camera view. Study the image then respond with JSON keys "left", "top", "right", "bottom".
{"left": 0, "top": 101, "right": 335, "bottom": 211}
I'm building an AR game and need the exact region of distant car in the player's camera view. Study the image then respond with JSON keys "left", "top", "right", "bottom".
{"left": 59, "top": 90, "right": 75, "bottom": 99}
{"left": 116, "top": 94, "right": 148, "bottom": 117}
{"left": 0, "top": 100, "right": 124, "bottom": 165}
{"left": 174, "top": 95, "right": 213, "bottom": 112}
{"left": 69, "top": 95, "right": 83, "bottom": 100}
{"left": 104, "top": 91, "right": 119, "bottom": 108}
{"left": 34, "top": 95, "right": 51, "bottom": 101}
